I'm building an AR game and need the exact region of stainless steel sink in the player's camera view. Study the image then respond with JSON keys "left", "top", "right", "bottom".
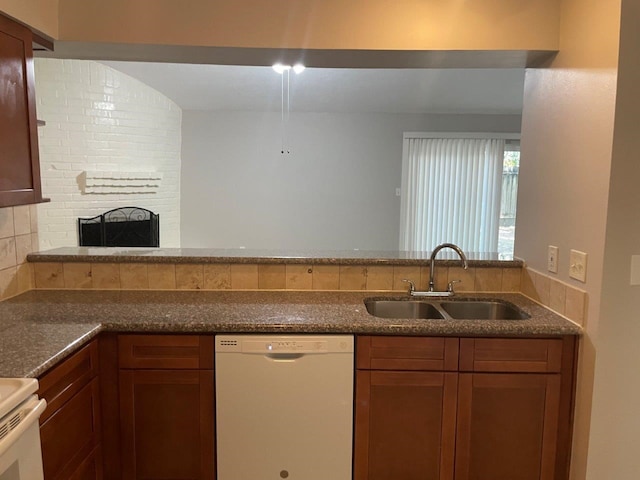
{"left": 440, "top": 301, "right": 529, "bottom": 320}
{"left": 364, "top": 299, "right": 444, "bottom": 319}
{"left": 363, "top": 298, "right": 529, "bottom": 320}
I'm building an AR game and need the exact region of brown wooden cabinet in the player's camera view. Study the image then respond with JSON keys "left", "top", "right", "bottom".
{"left": 355, "top": 370, "right": 457, "bottom": 480}
{"left": 355, "top": 336, "right": 459, "bottom": 480}
{"left": 118, "top": 335, "right": 215, "bottom": 480}
{"left": 0, "top": 12, "right": 44, "bottom": 207}
{"left": 38, "top": 340, "right": 102, "bottom": 480}
{"left": 354, "top": 336, "right": 577, "bottom": 480}
{"left": 455, "top": 373, "right": 561, "bottom": 480}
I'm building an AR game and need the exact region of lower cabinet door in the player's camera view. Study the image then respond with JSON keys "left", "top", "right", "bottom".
{"left": 354, "top": 370, "right": 457, "bottom": 480}
{"left": 119, "top": 370, "right": 215, "bottom": 480}
{"left": 40, "top": 378, "right": 101, "bottom": 480}
{"left": 455, "top": 373, "right": 561, "bottom": 480}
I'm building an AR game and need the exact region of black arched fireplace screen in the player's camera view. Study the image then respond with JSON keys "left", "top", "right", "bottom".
{"left": 78, "top": 207, "right": 159, "bottom": 247}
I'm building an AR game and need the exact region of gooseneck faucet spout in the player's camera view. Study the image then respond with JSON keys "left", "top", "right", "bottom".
{"left": 429, "top": 243, "right": 468, "bottom": 292}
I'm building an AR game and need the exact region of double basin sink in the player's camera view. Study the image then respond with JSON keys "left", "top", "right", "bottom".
{"left": 364, "top": 297, "right": 529, "bottom": 320}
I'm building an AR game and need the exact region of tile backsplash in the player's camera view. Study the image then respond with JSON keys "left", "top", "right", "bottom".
{"left": 0, "top": 205, "right": 38, "bottom": 300}
{"left": 32, "top": 261, "right": 521, "bottom": 295}
{"left": 521, "top": 267, "right": 587, "bottom": 326}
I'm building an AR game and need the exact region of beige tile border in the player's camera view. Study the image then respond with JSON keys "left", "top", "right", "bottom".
{"left": 230, "top": 264, "right": 258, "bottom": 289}
{"left": 149, "top": 264, "right": 177, "bottom": 290}
{"left": 258, "top": 265, "right": 286, "bottom": 289}
{"left": 176, "top": 264, "right": 204, "bottom": 290}
{"left": 366, "top": 266, "right": 394, "bottom": 291}
{"left": 0, "top": 207, "right": 36, "bottom": 301}
{"left": 285, "top": 265, "right": 313, "bottom": 290}
{"left": 91, "top": 263, "right": 121, "bottom": 289}
{"left": 521, "top": 267, "right": 587, "bottom": 325}
{"left": 25, "top": 261, "right": 527, "bottom": 296}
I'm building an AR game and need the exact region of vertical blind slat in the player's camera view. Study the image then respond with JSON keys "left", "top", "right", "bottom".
{"left": 400, "top": 136, "right": 505, "bottom": 253}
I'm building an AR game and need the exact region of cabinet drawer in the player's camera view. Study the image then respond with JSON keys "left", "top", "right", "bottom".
{"left": 459, "top": 338, "right": 563, "bottom": 373}
{"left": 38, "top": 341, "right": 99, "bottom": 424}
{"left": 40, "top": 378, "right": 102, "bottom": 480}
{"left": 118, "top": 335, "right": 214, "bottom": 369}
{"left": 357, "top": 336, "right": 459, "bottom": 371}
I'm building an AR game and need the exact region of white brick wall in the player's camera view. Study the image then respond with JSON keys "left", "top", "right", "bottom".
{"left": 34, "top": 59, "right": 182, "bottom": 249}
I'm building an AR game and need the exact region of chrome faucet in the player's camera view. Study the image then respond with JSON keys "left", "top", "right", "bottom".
{"left": 429, "top": 243, "right": 468, "bottom": 294}
{"left": 401, "top": 243, "right": 468, "bottom": 297}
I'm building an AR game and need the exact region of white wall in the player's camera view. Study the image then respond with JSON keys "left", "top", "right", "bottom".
{"left": 516, "top": 0, "right": 621, "bottom": 478}
{"left": 586, "top": 1, "right": 640, "bottom": 478}
{"left": 34, "top": 59, "right": 182, "bottom": 249}
{"left": 180, "top": 111, "right": 521, "bottom": 250}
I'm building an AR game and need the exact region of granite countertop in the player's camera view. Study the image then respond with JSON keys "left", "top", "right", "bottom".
{"left": 27, "top": 247, "right": 523, "bottom": 267}
{"left": 0, "top": 290, "right": 580, "bottom": 378}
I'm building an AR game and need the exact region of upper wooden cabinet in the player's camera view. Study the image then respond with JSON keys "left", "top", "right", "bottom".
{"left": 0, "top": 12, "right": 44, "bottom": 207}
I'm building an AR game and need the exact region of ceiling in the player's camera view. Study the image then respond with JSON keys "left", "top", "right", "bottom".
{"left": 101, "top": 62, "right": 525, "bottom": 115}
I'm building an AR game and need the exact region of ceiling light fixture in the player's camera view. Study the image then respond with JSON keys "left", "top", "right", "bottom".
{"left": 272, "top": 63, "right": 305, "bottom": 154}
{"left": 272, "top": 63, "right": 290, "bottom": 74}
{"left": 272, "top": 63, "right": 305, "bottom": 75}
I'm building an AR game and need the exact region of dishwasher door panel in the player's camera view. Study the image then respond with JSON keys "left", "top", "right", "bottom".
{"left": 215, "top": 335, "right": 354, "bottom": 480}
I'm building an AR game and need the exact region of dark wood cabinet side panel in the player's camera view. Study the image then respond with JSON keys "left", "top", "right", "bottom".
{"left": 354, "top": 370, "right": 372, "bottom": 480}
{"left": 199, "top": 335, "right": 215, "bottom": 368}
{"left": 199, "top": 371, "right": 215, "bottom": 479}
{"left": 98, "top": 333, "right": 121, "bottom": 480}
{"left": 440, "top": 372, "right": 457, "bottom": 480}
{"left": 118, "top": 334, "right": 213, "bottom": 369}
{"left": 118, "top": 370, "right": 136, "bottom": 479}
{"left": 555, "top": 335, "right": 579, "bottom": 480}
{"left": 40, "top": 378, "right": 101, "bottom": 480}
{"left": 444, "top": 337, "right": 460, "bottom": 371}
{"left": 38, "top": 340, "right": 99, "bottom": 424}
{"left": 356, "top": 336, "right": 372, "bottom": 369}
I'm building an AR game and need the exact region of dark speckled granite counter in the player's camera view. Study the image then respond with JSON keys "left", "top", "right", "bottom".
{"left": 0, "top": 290, "right": 580, "bottom": 378}
{"left": 27, "top": 247, "right": 523, "bottom": 267}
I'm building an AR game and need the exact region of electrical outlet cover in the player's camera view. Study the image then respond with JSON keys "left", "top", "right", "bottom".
{"left": 548, "top": 245, "right": 559, "bottom": 273}
{"left": 569, "top": 249, "right": 587, "bottom": 283}
{"left": 630, "top": 255, "right": 640, "bottom": 285}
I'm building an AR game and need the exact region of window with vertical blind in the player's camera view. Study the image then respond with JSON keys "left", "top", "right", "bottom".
{"left": 399, "top": 133, "right": 520, "bottom": 255}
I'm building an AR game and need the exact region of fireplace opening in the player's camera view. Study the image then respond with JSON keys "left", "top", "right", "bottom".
{"left": 78, "top": 207, "right": 159, "bottom": 247}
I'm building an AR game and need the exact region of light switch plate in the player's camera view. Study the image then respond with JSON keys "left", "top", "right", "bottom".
{"left": 569, "top": 249, "right": 587, "bottom": 283}
{"left": 630, "top": 255, "right": 640, "bottom": 285}
{"left": 547, "top": 245, "right": 559, "bottom": 273}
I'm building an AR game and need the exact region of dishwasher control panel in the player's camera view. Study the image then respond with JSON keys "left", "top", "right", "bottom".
{"left": 215, "top": 335, "right": 353, "bottom": 354}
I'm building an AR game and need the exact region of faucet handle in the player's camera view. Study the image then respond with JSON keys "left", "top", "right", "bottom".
{"left": 447, "top": 279, "right": 462, "bottom": 293}
{"left": 402, "top": 279, "right": 416, "bottom": 294}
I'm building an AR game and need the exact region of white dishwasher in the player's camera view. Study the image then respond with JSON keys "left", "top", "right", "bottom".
{"left": 215, "top": 335, "right": 354, "bottom": 480}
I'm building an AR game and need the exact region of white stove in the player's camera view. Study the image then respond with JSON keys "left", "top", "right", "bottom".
{"left": 0, "top": 378, "right": 46, "bottom": 480}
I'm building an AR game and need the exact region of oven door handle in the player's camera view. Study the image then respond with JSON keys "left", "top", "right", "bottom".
{"left": 0, "top": 397, "right": 47, "bottom": 458}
